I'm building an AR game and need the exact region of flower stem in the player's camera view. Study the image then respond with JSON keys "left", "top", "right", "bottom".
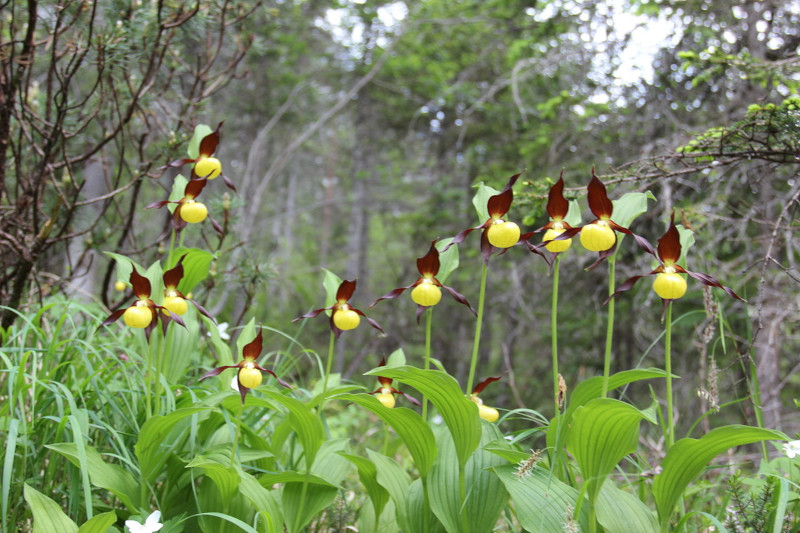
{"left": 665, "top": 301, "right": 675, "bottom": 449}
{"left": 423, "top": 307, "right": 433, "bottom": 421}
{"left": 466, "top": 263, "right": 489, "bottom": 396}
{"left": 322, "top": 330, "right": 335, "bottom": 393}
{"left": 231, "top": 404, "right": 243, "bottom": 468}
{"left": 601, "top": 257, "right": 616, "bottom": 398}
{"left": 551, "top": 255, "right": 561, "bottom": 416}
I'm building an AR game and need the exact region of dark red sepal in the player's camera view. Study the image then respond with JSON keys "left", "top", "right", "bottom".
{"left": 198, "top": 364, "right": 239, "bottom": 381}
{"left": 100, "top": 308, "right": 125, "bottom": 327}
{"left": 242, "top": 328, "right": 263, "bottom": 360}
{"left": 292, "top": 307, "right": 332, "bottom": 322}
{"left": 371, "top": 283, "right": 415, "bottom": 307}
{"left": 604, "top": 270, "right": 660, "bottom": 304}
{"left": 608, "top": 221, "right": 657, "bottom": 257}
{"left": 190, "top": 300, "right": 216, "bottom": 322}
{"left": 417, "top": 242, "right": 441, "bottom": 276}
{"left": 221, "top": 174, "right": 237, "bottom": 192}
{"left": 684, "top": 269, "right": 745, "bottom": 301}
{"left": 208, "top": 214, "right": 224, "bottom": 235}
{"left": 260, "top": 368, "right": 292, "bottom": 390}
{"left": 145, "top": 200, "right": 173, "bottom": 210}
{"left": 198, "top": 122, "right": 224, "bottom": 158}
{"left": 547, "top": 173, "right": 569, "bottom": 220}
{"left": 336, "top": 279, "right": 357, "bottom": 302}
{"left": 352, "top": 308, "right": 385, "bottom": 334}
{"left": 587, "top": 170, "right": 613, "bottom": 219}
{"left": 163, "top": 255, "right": 186, "bottom": 289}
{"left": 184, "top": 177, "right": 208, "bottom": 199}
{"left": 162, "top": 158, "right": 196, "bottom": 170}
{"left": 585, "top": 243, "right": 618, "bottom": 271}
{"left": 442, "top": 285, "right": 476, "bottom": 315}
{"left": 129, "top": 269, "right": 152, "bottom": 299}
{"left": 487, "top": 172, "right": 523, "bottom": 218}
{"left": 657, "top": 214, "right": 682, "bottom": 264}
{"left": 472, "top": 375, "right": 502, "bottom": 395}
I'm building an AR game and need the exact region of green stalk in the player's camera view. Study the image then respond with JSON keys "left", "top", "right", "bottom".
{"left": 322, "top": 330, "right": 335, "bottom": 393}
{"left": 551, "top": 255, "right": 561, "bottom": 416}
{"left": 145, "top": 334, "right": 154, "bottom": 419}
{"left": 665, "top": 301, "right": 675, "bottom": 449}
{"left": 154, "top": 329, "right": 165, "bottom": 415}
{"left": 459, "top": 464, "right": 469, "bottom": 533}
{"left": 466, "top": 263, "right": 489, "bottom": 396}
{"left": 601, "top": 257, "right": 616, "bottom": 398}
{"left": 423, "top": 307, "right": 433, "bottom": 421}
{"left": 230, "top": 405, "right": 243, "bottom": 468}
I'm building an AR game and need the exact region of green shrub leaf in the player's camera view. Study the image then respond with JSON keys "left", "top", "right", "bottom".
{"left": 23, "top": 483, "right": 78, "bottom": 533}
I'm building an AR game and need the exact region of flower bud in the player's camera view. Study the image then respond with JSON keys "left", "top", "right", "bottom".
{"left": 478, "top": 403, "right": 499, "bottom": 422}
{"left": 333, "top": 308, "right": 360, "bottom": 330}
{"left": 411, "top": 281, "right": 442, "bottom": 307}
{"left": 487, "top": 220, "right": 521, "bottom": 248}
{"left": 180, "top": 200, "right": 208, "bottom": 223}
{"left": 114, "top": 281, "right": 127, "bottom": 292}
{"left": 653, "top": 272, "right": 687, "bottom": 300}
{"left": 194, "top": 157, "right": 222, "bottom": 179}
{"left": 542, "top": 227, "right": 572, "bottom": 253}
{"left": 580, "top": 221, "right": 615, "bottom": 252}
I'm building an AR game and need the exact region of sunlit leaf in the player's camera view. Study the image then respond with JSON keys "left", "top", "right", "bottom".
{"left": 339, "top": 453, "right": 390, "bottom": 525}
{"left": 188, "top": 124, "right": 214, "bottom": 159}
{"left": 76, "top": 511, "right": 117, "bottom": 533}
{"left": 322, "top": 268, "right": 343, "bottom": 316}
{"left": 369, "top": 450, "right": 412, "bottom": 532}
{"left": 260, "top": 391, "right": 325, "bottom": 471}
{"left": 337, "top": 393, "right": 436, "bottom": 477}
{"left": 23, "top": 483, "right": 78, "bottom": 533}
{"left": 472, "top": 182, "right": 499, "bottom": 223}
{"left": 435, "top": 238, "right": 459, "bottom": 283}
{"left": 365, "top": 366, "right": 481, "bottom": 469}
{"left": 652, "top": 425, "right": 787, "bottom": 526}
{"left": 165, "top": 247, "right": 215, "bottom": 294}
{"left": 135, "top": 407, "right": 208, "bottom": 483}
{"left": 104, "top": 252, "right": 145, "bottom": 288}
{"left": 596, "top": 483, "right": 658, "bottom": 533}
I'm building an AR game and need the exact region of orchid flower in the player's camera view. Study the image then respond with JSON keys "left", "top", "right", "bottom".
{"left": 536, "top": 174, "right": 575, "bottom": 254}
{"left": 368, "top": 358, "right": 421, "bottom": 408}
{"left": 293, "top": 279, "right": 384, "bottom": 338}
{"left": 608, "top": 212, "right": 744, "bottom": 304}
{"left": 164, "top": 122, "right": 237, "bottom": 191}
{"left": 199, "top": 327, "right": 291, "bottom": 403}
{"left": 469, "top": 375, "right": 502, "bottom": 422}
{"left": 101, "top": 268, "right": 185, "bottom": 339}
{"left": 449, "top": 173, "right": 549, "bottom": 264}
{"left": 146, "top": 176, "right": 223, "bottom": 235}
{"left": 161, "top": 254, "right": 215, "bottom": 322}
{"left": 371, "top": 241, "right": 475, "bottom": 322}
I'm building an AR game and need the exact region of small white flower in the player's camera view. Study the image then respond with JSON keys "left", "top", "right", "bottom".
{"left": 125, "top": 510, "right": 163, "bottom": 533}
{"left": 207, "top": 322, "right": 230, "bottom": 341}
{"left": 231, "top": 376, "right": 240, "bottom": 392}
{"left": 783, "top": 440, "right": 800, "bottom": 459}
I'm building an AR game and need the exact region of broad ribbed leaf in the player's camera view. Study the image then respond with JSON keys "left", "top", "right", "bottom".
{"left": 46, "top": 443, "right": 139, "bottom": 511}
{"left": 596, "top": 483, "right": 658, "bottom": 533}
{"left": 338, "top": 393, "right": 436, "bottom": 477}
{"left": 429, "top": 423, "right": 509, "bottom": 533}
{"left": 365, "top": 366, "right": 481, "bottom": 469}
{"left": 567, "top": 368, "right": 667, "bottom": 419}
{"left": 492, "top": 465, "right": 588, "bottom": 532}
{"left": 369, "top": 450, "right": 412, "bottom": 532}
{"left": 188, "top": 124, "right": 214, "bottom": 158}
{"left": 435, "top": 238, "right": 459, "bottom": 283}
{"left": 652, "top": 425, "right": 787, "bottom": 525}
{"left": 166, "top": 247, "right": 215, "bottom": 293}
{"left": 472, "top": 182, "right": 500, "bottom": 223}
{"left": 104, "top": 252, "right": 145, "bottom": 289}
{"left": 340, "top": 453, "right": 390, "bottom": 523}
{"left": 23, "top": 484, "right": 78, "bottom": 533}
{"left": 238, "top": 471, "right": 283, "bottom": 533}
{"left": 282, "top": 481, "right": 338, "bottom": 533}
{"left": 261, "top": 391, "right": 325, "bottom": 470}
{"left": 310, "top": 439, "right": 351, "bottom": 486}
{"left": 135, "top": 407, "right": 208, "bottom": 483}
{"left": 76, "top": 512, "right": 117, "bottom": 533}
{"left": 612, "top": 191, "right": 656, "bottom": 230}
{"left": 566, "top": 398, "right": 654, "bottom": 503}
{"left": 322, "top": 268, "right": 343, "bottom": 313}
{"left": 187, "top": 450, "right": 241, "bottom": 501}
{"left": 407, "top": 478, "right": 445, "bottom": 533}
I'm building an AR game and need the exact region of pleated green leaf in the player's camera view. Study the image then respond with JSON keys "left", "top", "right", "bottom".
{"left": 188, "top": 124, "right": 214, "bottom": 158}
{"left": 369, "top": 450, "right": 412, "bottom": 532}
{"left": 407, "top": 478, "right": 445, "bottom": 533}
{"left": 165, "top": 247, "right": 215, "bottom": 294}
{"left": 364, "top": 366, "right": 481, "bottom": 469}
{"left": 238, "top": 471, "right": 283, "bottom": 533}
{"left": 186, "top": 450, "right": 241, "bottom": 501}
{"left": 596, "top": 483, "right": 658, "bottom": 533}
{"left": 23, "top": 483, "right": 78, "bottom": 533}
{"left": 46, "top": 442, "right": 139, "bottom": 511}
{"left": 282, "top": 480, "right": 338, "bottom": 533}
{"left": 566, "top": 398, "right": 654, "bottom": 503}
{"left": 492, "top": 465, "right": 588, "bottom": 532}
{"left": 653, "top": 425, "right": 787, "bottom": 525}
{"left": 135, "top": 407, "right": 208, "bottom": 483}
{"left": 76, "top": 511, "right": 117, "bottom": 533}
{"left": 337, "top": 393, "right": 436, "bottom": 477}
{"left": 429, "top": 423, "right": 509, "bottom": 533}
{"left": 340, "top": 453, "right": 390, "bottom": 524}
{"left": 260, "top": 390, "right": 325, "bottom": 470}
{"left": 567, "top": 368, "right": 668, "bottom": 419}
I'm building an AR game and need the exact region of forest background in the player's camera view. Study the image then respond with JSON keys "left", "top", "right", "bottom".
{"left": 2, "top": 0, "right": 800, "bottom": 440}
